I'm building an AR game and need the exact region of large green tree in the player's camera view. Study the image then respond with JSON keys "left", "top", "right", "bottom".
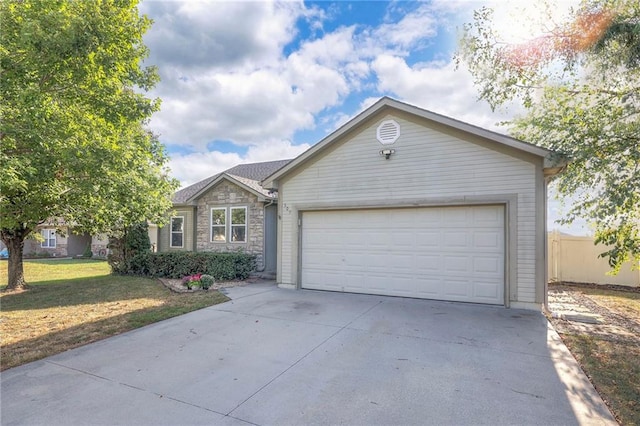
{"left": 457, "top": 0, "right": 640, "bottom": 272}
{"left": 0, "top": 0, "right": 178, "bottom": 289}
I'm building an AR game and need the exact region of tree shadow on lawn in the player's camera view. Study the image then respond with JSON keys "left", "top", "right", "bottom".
{"left": 1, "top": 290, "right": 229, "bottom": 371}
{"left": 0, "top": 275, "right": 174, "bottom": 311}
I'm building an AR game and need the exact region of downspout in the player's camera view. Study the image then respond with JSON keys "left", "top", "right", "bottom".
{"left": 543, "top": 176, "right": 551, "bottom": 314}
{"left": 256, "top": 197, "right": 276, "bottom": 272}
{"left": 542, "top": 157, "right": 569, "bottom": 314}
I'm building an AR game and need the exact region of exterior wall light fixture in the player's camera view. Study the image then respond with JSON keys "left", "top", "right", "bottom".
{"left": 379, "top": 149, "right": 395, "bottom": 159}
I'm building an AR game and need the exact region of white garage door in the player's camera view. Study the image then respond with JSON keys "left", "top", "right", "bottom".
{"left": 301, "top": 205, "right": 505, "bottom": 305}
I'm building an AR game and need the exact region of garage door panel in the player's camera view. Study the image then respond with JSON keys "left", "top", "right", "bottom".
{"left": 442, "top": 279, "right": 471, "bottom": 298}
{"left": 391, "top": 232, "right": 413, "bottom": 247}
{"left": 414, "top": 255, "right": 441, "bottom": 272}
{"left": 474, "top": 257, "right": 502, "bottom": 275}
{"left": 304, "top": 270, "right": 343, "bottom": 290}
{"left": 301, "top": 206, "right": 504, "bottom": 305}
{"left": 416, "top": 232, "right": 440, "bottom": 248}
{"left": 445, "top": 208, "right": 469, "bottom": 224}
{"left": 473, "top": 231, "right": 501, "bottom": 249}
{"left": 349, "top": 274, "right": 386, "bottom": 292}
{"left": 474, "top": 281, "right": 501, "bottom": 300}
{"left": 369, "top": 233, "right": 391, "bottom": 247}
{"left": 443, "top": 231, "right": 469, "bottom": 248}
{"left": 387, "top": 253, "right": 413, "bottom": 269}
{"left": 444, "top": 256, "right": 472, "bottom": 273}
{"left": 474, "top": 207, "right": 502, "bottom": 224}
{"left": 342, "top": 273, "right": 364, "bottom": 290}
{"left": 386, "top": 278, "right": 416, "bottom": 296}
{"left": 306, "top": 251, "right": 342, "bottom": 267}
{"left": 415, "top": 278, "right": 442, "bottom": 296}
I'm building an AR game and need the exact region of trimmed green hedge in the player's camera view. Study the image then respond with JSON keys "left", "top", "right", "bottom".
{"left": 121, "top": 251, "right": 256, "bottom": 281}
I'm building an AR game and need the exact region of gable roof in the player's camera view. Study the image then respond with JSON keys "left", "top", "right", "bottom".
{"left": 262, "top": 97, "right": 567, "bottom": 189}
{"left": 173, "top": 159, "right": 291, "bottom": 205}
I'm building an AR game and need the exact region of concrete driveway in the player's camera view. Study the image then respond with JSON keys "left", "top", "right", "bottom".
{"left": 2, "top": 283, "right": 615, "bottom": 425}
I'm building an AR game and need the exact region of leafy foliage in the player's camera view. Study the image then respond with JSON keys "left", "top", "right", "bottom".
{"left": 199, "top": 274, "right": 215, "bottom": 290}
{"left": 0, "top": 0, "right": 179, "bottom": 288}
{"left": 108, "top": 222, "right": 151, "bottom": 274}
{"left": 120, "top": 252, "right": 256, "bottom": 281}
{"left": 457, "top": 0, "right": 640, "bottom": 272}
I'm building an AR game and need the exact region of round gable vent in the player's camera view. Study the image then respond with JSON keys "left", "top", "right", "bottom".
{"left": 376, "top": 119, "right": 400, "bottom": 145}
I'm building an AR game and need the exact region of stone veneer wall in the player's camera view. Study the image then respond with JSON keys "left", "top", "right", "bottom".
{"left": 23, "top": 229, "right": 68, "bottom": 257}
{"left": 195, "top": 180, "right": 265, "bottom": 269}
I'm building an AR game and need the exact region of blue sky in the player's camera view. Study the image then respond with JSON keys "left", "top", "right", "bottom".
{"left": 138, "top": 0, "right": 588, "bottom": 234}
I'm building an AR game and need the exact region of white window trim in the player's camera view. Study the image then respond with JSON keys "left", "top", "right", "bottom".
{"left": 170, "top": 216, "right": 184, "bottom": 248}
{"left": 230, "top": 206, "right": 247, "bottom": 243}
{"left": 210, "top": 208, "right": 227, "bottom": 243}
{"left": 41, "top": 229, "right": 56, "bottom": 248}
{"left": 210, "top": 206, "right": 248, "bottom": 243}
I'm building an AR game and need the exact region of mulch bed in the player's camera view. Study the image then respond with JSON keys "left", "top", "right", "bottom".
{"left": 158, "top": 277, "right": 267, "bottom": 293}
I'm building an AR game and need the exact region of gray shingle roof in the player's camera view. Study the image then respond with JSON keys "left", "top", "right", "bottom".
{"left": 172, "top": 159, "right": 290, "bottom": 204}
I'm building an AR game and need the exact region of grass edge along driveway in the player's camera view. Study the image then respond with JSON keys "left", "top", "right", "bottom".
{"left": 1, "top": 259, "right": 229, "bottom": 371}
{"left": 549, "top": 284, "right": 640, "bottom": 425}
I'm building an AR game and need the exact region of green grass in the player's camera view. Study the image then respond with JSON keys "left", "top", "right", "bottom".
{"left": 1, "top": 258, "right": 113, "bottom": 283}
{"left": 577, "top": 286, "right": 640, "bottom": 321}
{"left": 0, "top": 259, "right": 229, "bottom": 370}
{"left": 554, "top": 285, "right": 640, "bottom": 425}
{"left": 562, "top": 335, "right": 640, "bottom": 425}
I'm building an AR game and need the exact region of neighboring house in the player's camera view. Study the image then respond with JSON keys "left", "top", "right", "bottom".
{"left": 22, "top": 225, "right": 109, "bottom": 258}
{"left": 158, "top": 160, "right": 291, "bottom": 275}
{"left": 262, "top": 97, "right": 567, "bottom": 310}
{"left": 21, "top": 224, "right": 157, "bottom": 259}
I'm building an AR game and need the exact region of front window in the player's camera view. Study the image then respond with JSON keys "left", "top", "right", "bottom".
{"left": 211, "top": 208, "right": 226, "bottom": 242}
{"left": 170, "top": 217, "right": 184, "bottom": 248}
{"left": 230, "top": 207, "right": 247, "bottom": 243}
{"left": 41, "top": 229, "right": 56, "bottom": 248}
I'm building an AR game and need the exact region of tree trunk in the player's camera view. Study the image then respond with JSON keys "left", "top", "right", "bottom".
{"left": 1, "top": 226, "right": 30, "bottom": 290}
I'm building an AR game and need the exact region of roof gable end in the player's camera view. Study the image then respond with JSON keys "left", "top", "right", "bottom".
{"left": 262, "top": 97, "right": 562, "bottom": 189}
{"left": 172, "top": 159, "right": 291, "bottom": 205}
{"left": 187, "top": 173, "right": 270, "bottom": 203}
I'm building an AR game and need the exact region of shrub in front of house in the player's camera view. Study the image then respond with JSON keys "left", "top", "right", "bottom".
{"left": 122, "top": 251, "right": 255, "bottom": 281}
{"left": 199, "top": 274, "right": 215, "bottom": 290}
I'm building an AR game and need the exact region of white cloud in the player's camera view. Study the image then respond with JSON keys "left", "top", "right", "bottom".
{"left": 140, "top": 0, "right": 528, "bottom": 186}
{"left": 170, "top": 140, "right": 311, "bottom": 188}
{"left": 144, "top": 3, "right": 364, "bottom": 151}
{"left": 372, "top": 55, "right": 516, "bottom": 131}
{"left": 151, "top": 68, "right": 315, "bottom": 147}
{"left": 375, "top": 4, "right": 438, "bottom": 49}
{"left": 141, "top": 1, "right": 303, "bottom": 71}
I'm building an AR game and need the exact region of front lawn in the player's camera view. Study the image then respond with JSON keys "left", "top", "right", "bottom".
{"left": 0, "top": 259, "right": 229, "bottom": 371}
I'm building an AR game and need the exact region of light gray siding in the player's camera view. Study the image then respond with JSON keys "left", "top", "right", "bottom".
{"left": 278, "top": 113, "right": 542, "bottom": 306}
{"left": 158, "top": 207, "right": 195, "bottom": 252}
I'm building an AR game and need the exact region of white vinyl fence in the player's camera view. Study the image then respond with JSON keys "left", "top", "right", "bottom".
{"left": 548, "top": 231, "right": 640, "bottom": 287}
